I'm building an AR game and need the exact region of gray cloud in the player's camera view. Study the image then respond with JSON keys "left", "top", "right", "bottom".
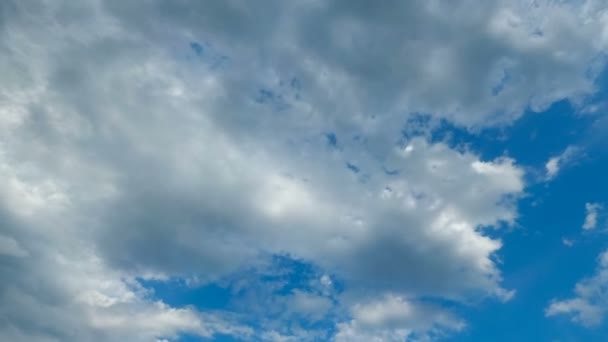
{"left": 0, "top": 0, "right": 606, "bottom": 340}
{"left": 104, "top": 0, "right": 608, "bottom": 128}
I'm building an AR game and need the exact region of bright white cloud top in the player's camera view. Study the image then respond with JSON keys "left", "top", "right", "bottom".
{"left": 1, "top": 0, "right": 608, "bottom": 341}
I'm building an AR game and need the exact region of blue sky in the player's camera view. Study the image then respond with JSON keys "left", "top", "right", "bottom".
{"left": 2, "top": 1, "right": 608, "bottom": 341}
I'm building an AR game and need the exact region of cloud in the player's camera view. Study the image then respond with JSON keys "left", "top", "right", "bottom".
{"left": 562, "top": 238, "right": 575, "bottom": 247}
{"left": 287, "top": 290, "right": 333, "bottom": 321}
{"left": 0, "top": 0, "right": 605, "bottom": 340}
{"left": 0, "top": 208, "right": 252, "bottom": 341}
{"left": 545, "top": 146, "right": 582, "bottom": 181}
{"left": 106, "top": 0, "right": 608, "bottom": 129}
{"left": 583, "top": 202, "right": 603, "bottom": 230}
{"left": 0, "top": 234, "right": 29, "bottom": 258}
{"left": 546, "top": 250, "right": 608, "bottom": 327}
{"left": 334, "top": 295, "right": 465, "bottom": 342}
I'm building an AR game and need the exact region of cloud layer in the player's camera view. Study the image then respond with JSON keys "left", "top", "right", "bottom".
{"left": 2, "top": 0, "right": 608, "bottom": 340}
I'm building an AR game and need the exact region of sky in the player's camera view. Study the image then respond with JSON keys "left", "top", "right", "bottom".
{"left": 1, "top": 1, "right": 608, "bottom": 341}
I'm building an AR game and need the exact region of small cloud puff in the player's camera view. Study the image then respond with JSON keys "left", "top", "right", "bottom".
{"left": 545, "top": 146, "right": 582, "bottom": 181}
{"left": 583, "top": 202, "right": 603, "bottom": 231}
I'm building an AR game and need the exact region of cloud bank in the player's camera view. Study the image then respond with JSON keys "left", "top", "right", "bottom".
{"left": 2, "top": 0, "right": 608, "bottom": 340}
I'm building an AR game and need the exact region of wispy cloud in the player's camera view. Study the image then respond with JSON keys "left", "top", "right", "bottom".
{"left": 546, "top": 250, "right": 608, "bottom": 326}
{"left": 583, "top": 202, "right": 603, "bottom": 231}
{"left": 545, "top": 146, "right": 582, "bottom": 181}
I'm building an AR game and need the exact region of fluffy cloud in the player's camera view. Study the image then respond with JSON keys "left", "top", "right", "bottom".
{"left": 546, "top": 250, "right": 608, "bottom": 326}
{"left": 0, "top": 155, "right": 253, "bottom": 341}
{"left": 1, "top": 0, "right": 606, "bottom": 340}
{"left": 334, "top": 295, "right": 465, "bottom": 342}
{"left": 121, "top": 0, "right": 608, "bottom": 126}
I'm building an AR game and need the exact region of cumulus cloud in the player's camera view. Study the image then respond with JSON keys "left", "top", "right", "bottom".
{"left": 546, "top": 250, "right": 608, "bottom": 326}
{"left": 103, "top": 0, "right": 608, "bottom": 131}
{"left": 0, "top": 0, "right": 606, "bottom": 340}
{"left": 0, "top": 193, "right": 252, "bottom": 341}
{"left": 334, "top": 295, "right": 465, "bottom": 342}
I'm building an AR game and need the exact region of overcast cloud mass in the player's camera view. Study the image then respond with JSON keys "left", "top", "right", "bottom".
{"left": 2, "top": 1, "right": 608, "bottom": 341}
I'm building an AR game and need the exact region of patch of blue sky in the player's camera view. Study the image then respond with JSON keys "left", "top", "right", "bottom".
{"left": 254, "top": 255, "right": 322, "bottom": 294}
{"left": 138, "top": 277, "right": 232, "bottom": 310}
{"left": 143, "top": 254, "right": 344, "bottom": 321}
{"left": 289, "top": 77, "right": 302, "bottom": 91}
{"left": 253, "top": 88, "right": 290, "bottom": 111}
{"left": 449, "top": 185, "right": 608, "bottom": 341}
{"left": 419, "top": 100, "right": 594, "bottom": 166}
{"left": 253, "top": 76, "right": 303, "bottom": 112}
{"left": 190, "top": 42, "right": 204, "bottom": 56}
{"left": 345, "top": 162, "right": 360, "bottom": 174}
{"left": 183, "top": 40, "right": 230, "bottom": 70}
{"left": 324, "top": 132, "right": 338, "bottom": 147}
{"left": 491, "top": 69, "right": 510, "bottom": 96}
{"left": 142, "top": 255, "right": 344, "bottom": 341}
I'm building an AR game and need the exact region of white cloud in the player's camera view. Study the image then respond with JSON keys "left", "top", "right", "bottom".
{"left": 261, "top": 330, "right": 298, "bottom": 342}
{"left": 334, "top": 295, "right": 465, "bottom": 342}
{"left": 287, "top": 290, "right": 333, "bottom": 321}
{"left": 0, "top": 0, "right": 606, "bottom": 340}
{"left": 546, "top": 250, "right": 608, "bottom": 326}
{"left": 545, "top": 157, "right": 561, "bottom": 180}
{"left": 0, "top": 227, "right": 253, "bottom": 341}
{"left": 545, "top": 146, "right": 581, "bottom": 181}
{"left": 583, "top": 202, "right": 603, "bottom": 230}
